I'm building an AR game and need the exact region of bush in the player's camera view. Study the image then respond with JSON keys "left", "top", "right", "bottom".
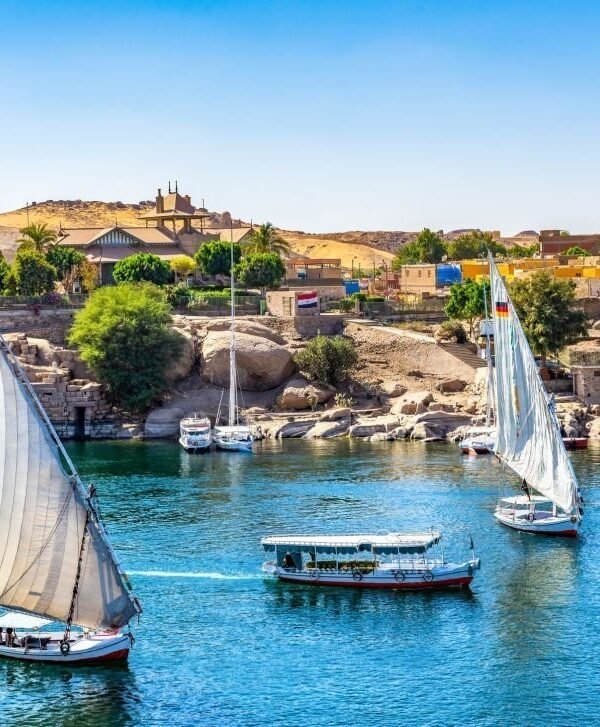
{"left": 436, "top": 320, "right": 468, "bottom": 344}
{"left": 366, "top": 296, "right": 385, "bottom": 302}
{"left": 13, "top": 251, "right": 57, "bottom": 295}
{"left": 234, "top": 252, "right": 285, "bottom": 294}
{"left": 350, "top": 292, "right": 367, "bottom": 302}
{"left": 195, "top": 241, "right": 241, "bottom": 276}
{"left": 338, "top": 298, "right": 354, "bottom": 312}
{"left": 45, "top": 246, "right": 86, "bottom": 281}
{"left": 294, "top": 335, "right": 358, "bottom": 386}
{"left": 69, "top": 283, "right": 183, "bottom": 411}
{"left": 113, "top": 253, "right": 171, "bottom": 285}
{"left": 164, "top": 283, "right": 193, "bottom": 307}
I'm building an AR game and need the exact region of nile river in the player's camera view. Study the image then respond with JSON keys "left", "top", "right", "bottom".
{"left": 2, "top": 439, "right": 599, "bottom": 726}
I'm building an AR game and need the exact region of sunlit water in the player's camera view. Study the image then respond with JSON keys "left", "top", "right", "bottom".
{"left": 1, "top": 439, "right": 599, "bottom": 726}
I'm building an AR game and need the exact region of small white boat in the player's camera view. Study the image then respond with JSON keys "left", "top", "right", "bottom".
{"left": 262, "top": 531, "right": 480, "bottom": 590}
{"left": 489, "top": 254, "right": 583, "bottom": 536}
{"left": 179, "top": 414, "right": 212, "bottom": 452}
{"left": 494, "top": 495, "right": 579, "bottom": 537}
{"left": 459, "top": 426, "right": 496, "bottom": 455}
{"left": 212, "top": 424, "right": 253, "bottom": 452}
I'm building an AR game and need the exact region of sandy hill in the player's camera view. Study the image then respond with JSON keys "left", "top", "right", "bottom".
{"left": 280, "top": 231, "right": 395, "bottom": 270}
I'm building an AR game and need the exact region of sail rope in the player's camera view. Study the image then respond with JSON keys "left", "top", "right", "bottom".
{"left": 62, "top": 506, "right": 90, "bottom": 644}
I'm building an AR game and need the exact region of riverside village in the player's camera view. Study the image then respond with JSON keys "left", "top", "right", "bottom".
{"left": 4, "top": 2, "right": 600, "bottom": 725}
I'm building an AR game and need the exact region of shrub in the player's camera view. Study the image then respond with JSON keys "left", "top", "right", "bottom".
{"left": 69, "top": 283, "right": 183, "bottom": 411}
{"left": 334, "top": 392, "right": 355, "bottom": 408}
{"left": 338, "top": 298, "right": 354, "bottom": 312}
{"left": 366, "top": 296, "right": 385, "bottom": 302}
{"left": 436, "top": 320, "right": 467, "bottom": 344}
{"left": 233, "top": 252, "right": 285, "bottom": 295}
{"left": 13, "top": 251, "right": 57, "bottom": 295}
{"left": 164, "top": 283, "right": 193, "bottom": 307}
{"left": 294, "top": 335, "right": 358, "bottom": 386}
{"left": 40, "top": 291, "right": 66, "bottom": 305}
{"left": 195, "top": 241, "right": 241, "bottom": 276}
{"left": 113, "top": 253, "right": 171, "bottom": 285}
{"left": 45, "top": 246, "right": 86, "bottom": 281}
{"left": 350, "top": 292, "right": 367, "bottom": 302}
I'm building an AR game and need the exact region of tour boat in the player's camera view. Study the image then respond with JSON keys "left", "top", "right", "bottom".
{"left": 0, "top": 334, "right": 141, "bottom": 664}
{"left": 460, "top": 426, "right": 496, "bottom": 455}
{"left": 562, "top": 437, "right": 588, "bottom": 451}
{"left": 179, "top": 414, "right": 212, "bottom": 452}
{"left": 213, "top": 238, "right": 254, "bottom": 453}
{"left": 262, "top": 531, "right": 480, "bottom": 590}
{"left": 489, "top": 254, "right": 583, "bottom": 536}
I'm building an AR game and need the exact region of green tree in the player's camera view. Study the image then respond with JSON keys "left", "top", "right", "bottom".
{"left": 69, "top": 283, "right": 183, "bottom": 411}
{"left": 510, "top": 271, "right": 587, "bottom": 368}
{"left": 233, "top": 252, "right": 285, "bottom": 295}
{"left": 565, "top": 246, "right": 587, "bottom": 257}
{"left": 13, "top": 250, "right": 57, "bottom": 295}
{"left": 170, "top": 255, "right": 196, "bottom": 281}
{"left": 16, "top": 223, "right": 57, "bottom": 253}
{"left": 0, "top": 253, "right": 11, "bottom": 292}
{"left": 295, "top": 335, "right": 358, "bottom": 386}
{"left": 392, "top": 228, "right": 446, "bottom": 268}
{"left": 445, "top": 279, "right": 490, "bottom": 338}
{"left": 195, "top": 241, "right": 242, "bottom": 276}
{"left": 45, "top": 246, "right": 86, "bottom": 281}
{"left": 446, "top": 231, "right": 506, "bottom": 260}
{"left": 113, "top": 253, "right": 171, "bottom": 285}
{"left": 244, "top": 222, "right": 291, "bottom": 256}
{"left": 506, "top": 243, "right": 539, "bottom": 258}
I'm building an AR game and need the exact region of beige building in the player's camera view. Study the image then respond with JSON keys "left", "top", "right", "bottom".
{"left": 57, "top": 186, "right": 253, "bottom": 284}
{"left": 397, "top": 264, "right": 437, "bottom": 295}
{"left": 284, "top": 257, "right": 342, "bottom": 285}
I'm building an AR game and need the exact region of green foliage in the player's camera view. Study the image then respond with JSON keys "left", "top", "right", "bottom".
{"left": 13, "top": 250, "right": 57, "bottom": 295}
{"left": 234, "top": 252, "right": 285, "bottom": 293}
{"left": 195, "top": 241, "right": 241, "bottom": 276}
{"left": 509, "top": 271, "right": 587, "bottom": 365}
{"left": 436, "top": 320, "right": 468, "bottom": 344}
{"left": 565, "top": 246, "right": 588, "bottom": 257}
{"left": 294, "top": 335, "right": 358, "bottom": 386}
{"left": 505, "top": 243, "right": 539, "bottom": 258}
{"left": 366, "top": 295, "right": 385, "bottom": 302}
{"left": 69, "top": 283, "right": 183, "bottom": 411}
{"left": 392, "top": 228, "right": 446, "bottom": 267}
{"left": 0, "top": 253, "right": 11, "bottom": 291}
{"left": 334, "top": 392, "right": 355, "bottom": 408}
{"left": 16, "top": 223, "right": 57, "bottom": 253}
{"left": 350, "top": 292, "right": 367, "bottom": 301}
{"left": 446, "top": 231, "right": 506, "bottom": 260}
{"left": 113, "top": 253, "right": 172, "bottom": 285}
{"left": 445, "top": 279, "right": 490, "bottom": 337}
{"left": 170, "top": 255, "right": 196, "bottom": 277}
{"left": 244, "top": 222, "right": 291, "bottom": 256}
{"left": 338, "top": 298, "right": 355, "bottom": 312}
{"left": 164, "top": 283, "right": 193, "bottom": 307}
{"left": 45, "top": 246, "right": 86, "bottom": 281}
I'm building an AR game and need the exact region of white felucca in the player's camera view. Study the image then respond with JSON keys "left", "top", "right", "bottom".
{"left": 212, "top": 236, "right": 254, "bottom": 453}
{"left": 0, "top": 335, "right": 141, "bottom": 664}
{"left": 489, "top": 254, "right": 583, "bottom": 536}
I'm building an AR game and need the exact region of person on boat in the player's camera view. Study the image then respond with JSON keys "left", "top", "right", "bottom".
{"left": 5, "top": 628, "right": 14, "bottom": 647}
{"left": 521, "top": 479, "right": 531, "bottom": 501}
{"left": 282, "top": 553, "right": 295, "bottom": 569}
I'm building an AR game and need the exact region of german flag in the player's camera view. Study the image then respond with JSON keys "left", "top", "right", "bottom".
{"left": 495, "top": 301, "right": 509, "bottom": 318}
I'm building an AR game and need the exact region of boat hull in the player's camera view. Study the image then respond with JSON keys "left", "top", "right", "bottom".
{"left": 0, "top": 634, "right": 131, "bottom": 665}
{"left": 179, "top": 436, "right": 212, "bottom": 453}
{"left": 267, "top": 561, "right": 479, "bottom": 590}
{"left": 213, "top": 438, "right": 253, "bottom": 452}
{"left": 494, "top": 509, "right": 579, "bottom": 537}
{"left": 562, "top": 437, "right": 588, "bottom": 450}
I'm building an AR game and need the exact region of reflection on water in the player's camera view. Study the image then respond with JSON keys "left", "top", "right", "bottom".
{"left": 1, "top": 439, "right": 597, "bottom": 727}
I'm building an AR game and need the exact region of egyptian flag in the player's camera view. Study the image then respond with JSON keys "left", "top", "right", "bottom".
{"left": 495, "top": 301, "right": 509, "bottom": 318}
{"left": 298, "top": 291, "right": 318, "bottom": 309}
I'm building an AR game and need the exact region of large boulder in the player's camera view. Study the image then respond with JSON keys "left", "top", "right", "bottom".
{"left": 413, "top": 410, "right": 473, "bottom": 435}
{"left": 320, "top": 407, "right": 351, "bottom": 421}
{"left": 587, "top": 419, "right": 600, "bottom": 438}
{"left": 166, "top": 329, "right": 195, "bottom": 383}
{"left": 379, "top": 382, "right": 407, "bottom": 398}
{"left": 390, "top": 391, "right": 434, "bottom": 416}
{"left": 436, "top": 378, "right": 467, "bottom": 393}
{"left": 203, "top": 319, "right": 286, "bottom": 345}
{"left": 277, "top": 376, "right": 334, "bottom": 410}
{"left": 144, "top": 406, "right": 185, "bottom": 438}
{"left": 202, "top": 331, "right": 294, "bottom": 391}
{"left": 304, "top": 420, "right": 350, "bottom": 439}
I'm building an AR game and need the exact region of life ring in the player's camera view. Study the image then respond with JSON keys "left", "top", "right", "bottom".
{"left": 309, "top": 569, "right": 319, "bottom": 580}
{"left": 527, "top": 513, "right": 535, "bottom": 522}
{"left": 60, "top": 640, "right": 70, "bottom": 656}
{"left": 394, "top": 571, "right": 405, "bottom": 583}
{"left": 422, "top": 571, "right": 434, "bottom": 583}
{"left": 352, "top": 570, "right": 363, "bottom": 582}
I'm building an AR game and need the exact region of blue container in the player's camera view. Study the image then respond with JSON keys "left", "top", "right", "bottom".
{"left": 436, "top": 264, "right": 462, "bottom": 287}
{"left": 344, "top": 280, "right": 360, "bottom": 295}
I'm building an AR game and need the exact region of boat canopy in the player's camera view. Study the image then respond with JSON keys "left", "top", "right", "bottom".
{"left": 499, "top": 495, "right": 552, "bottom": 505}
{"left": 0, "top": 611, "right": 54, "bottom": 629}
{"left": 262, "top": 532, "right": 441, "bottom": 555}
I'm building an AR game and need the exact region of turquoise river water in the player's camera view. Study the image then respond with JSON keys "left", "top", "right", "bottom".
{"left": 1, "top": 439, "right": 599, "bottom": 726}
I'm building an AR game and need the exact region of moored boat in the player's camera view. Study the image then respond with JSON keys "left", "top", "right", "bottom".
{"left": 179, "top": 414, "right": 212, "bottom": 452}
{"left": 0, "top": 334, "right": 141, "bottom": 665}
{"left": 460, "top": 427, "right": 496, "bottom": 455}
{"left": 262, "top": 532, "right": 480, "bottom": 590}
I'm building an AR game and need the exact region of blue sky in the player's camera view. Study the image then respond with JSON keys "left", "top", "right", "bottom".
{"left": 1, "top": 0, "right": 600, "bottom": 233}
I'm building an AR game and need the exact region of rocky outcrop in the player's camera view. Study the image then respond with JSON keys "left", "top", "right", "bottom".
{"left": 390, "top": 391, "right": 434, "bottom": 415}
{"left": 144, "top": 407, "right": 185, "bottom": 438}
{"left": 304, "top": 420, "right": 350, "bottom": 439}
{"left": 277, "top": 377, "right": 335, "bottom": 410}
{"left": 320, "top": 407, "right": 351, "bottom": 421}
{"left": 348, "top": 415, "right": 399, "bottom": 438}
{"left": 165, "top": 329, "right": 195, "bottom": 383}
{"left": 379, "top": 382, "right": 407, "bottom": 398}
{"left": 436, "top": 378, "right": 467, "bottom": 393}
{"left": 202, "top": 331, "right": 294, "bottom": 391}
{"left": 203, "top": 319, "right": 286, "bottom": 345}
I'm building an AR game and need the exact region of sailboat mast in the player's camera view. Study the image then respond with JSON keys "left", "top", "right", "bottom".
{"left": 482, "top": 280, "right": 495, "bottom": 426}
{"left": 229, "top": 228, "right": 236, "bottom": 427}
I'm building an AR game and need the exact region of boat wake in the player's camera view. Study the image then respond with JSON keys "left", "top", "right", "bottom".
{"left": 128, "top": 570, "right": 260, "bottom": 580}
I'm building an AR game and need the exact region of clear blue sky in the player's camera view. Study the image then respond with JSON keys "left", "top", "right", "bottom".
{"left": 1, "top": 0, "right": 600, "bottom": 234}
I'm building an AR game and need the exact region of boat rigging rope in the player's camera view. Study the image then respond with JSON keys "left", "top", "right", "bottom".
{"left": 62, "top": 506, "right": 91, "bottom": 649}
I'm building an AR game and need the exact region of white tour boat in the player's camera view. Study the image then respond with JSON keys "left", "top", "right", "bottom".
{"left": 489, "top": 254, "right": 583, "bottom": 536}
{"left": 0, "top": 334, "right": 141, "bottom": 664}
{"left": 213, "top": 238, "right": 254, "bottom": 453}
{"left": 179, "top": 414, "right": 212, "bottom": 452}
{"left": 262, "top": 531, "right": 480, "bottom": 590}
{"left": 460, "top": 426, "right": 496, "bottom": 456}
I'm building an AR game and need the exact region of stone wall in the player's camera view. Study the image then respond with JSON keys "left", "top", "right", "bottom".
{"left": 0, "top": 309, "right": 75, "bottom": 345}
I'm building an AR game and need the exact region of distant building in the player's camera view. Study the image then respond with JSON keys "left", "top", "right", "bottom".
{"left": 540, "top": 230, "right": 600, "bottom": 256}
{"left": 56, "top": 185, "right": 253, "bottom": 284}
{"left": 284, "top": 257, "right": 342, "bottom": 286}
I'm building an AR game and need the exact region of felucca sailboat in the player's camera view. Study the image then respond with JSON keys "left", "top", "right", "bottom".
{"left": 489, "top": 254, "right": 583, "bottom": 536}
{"left": 212, "top": 237, "right": 254, "bottom": 452}
{"left": 0, "top": 335, "right": 141, "bottom": 663}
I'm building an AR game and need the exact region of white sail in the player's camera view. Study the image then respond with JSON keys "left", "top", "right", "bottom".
{"left": 0, "top": 340, "right": 139, "bottom": 630}
{"left": 490, "top": 255, "right": 580, "bottom": 514}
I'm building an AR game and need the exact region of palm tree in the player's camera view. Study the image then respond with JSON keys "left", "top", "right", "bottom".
{"left": 16, "top": 223, "right": 58, "bottom": 254}
{"left": 244, "top": 222, "right": 291, "bottom": 257}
